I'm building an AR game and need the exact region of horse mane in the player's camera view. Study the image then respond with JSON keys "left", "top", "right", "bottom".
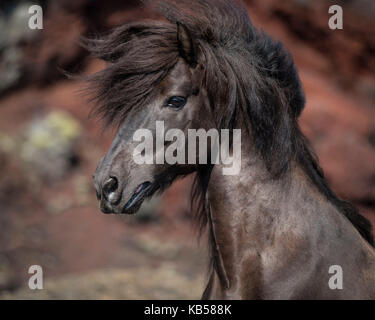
{"left": 84, "top": 0, "right": 374, "bottom": 246}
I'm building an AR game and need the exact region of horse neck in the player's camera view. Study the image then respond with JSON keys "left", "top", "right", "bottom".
{"left": 205, "top": 139, "right": 331, "bottom": 297}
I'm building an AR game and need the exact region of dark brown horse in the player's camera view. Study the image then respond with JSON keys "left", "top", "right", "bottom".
{"left": 88, "top": 0, "right": 375, "bottom": 299}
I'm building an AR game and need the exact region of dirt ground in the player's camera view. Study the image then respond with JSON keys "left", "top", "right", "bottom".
{"left": 1, "top": 231, "right": 207, "bottom": 299}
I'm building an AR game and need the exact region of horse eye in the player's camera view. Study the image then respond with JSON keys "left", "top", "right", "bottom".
{"left": 165, "top": 96, "right": 187, "bottom": 109}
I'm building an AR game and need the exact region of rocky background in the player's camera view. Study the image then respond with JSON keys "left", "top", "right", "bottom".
{"left": 0, "top": 0, "right": 374, "bottom": 299}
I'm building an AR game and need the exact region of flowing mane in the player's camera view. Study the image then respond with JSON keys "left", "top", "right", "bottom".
{"left": 85, "top": 0, "right": 373, "bottom": 246}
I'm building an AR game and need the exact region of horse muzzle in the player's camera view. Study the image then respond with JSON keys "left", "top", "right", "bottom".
{"left": 94, "top": 174, "right": 153, "bottom": 215}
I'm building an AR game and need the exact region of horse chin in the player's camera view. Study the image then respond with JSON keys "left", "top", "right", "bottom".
{"left": 120, "top": 181, "right": 154, "bottom": 215}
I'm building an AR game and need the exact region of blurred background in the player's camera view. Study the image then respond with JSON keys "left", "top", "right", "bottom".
{"left": 0, "top": 0, "right": 374, "bottom": 299}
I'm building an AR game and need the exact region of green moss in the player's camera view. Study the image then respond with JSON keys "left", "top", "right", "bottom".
{"left": 47, "top": 111, "right": 81, "bottom": 142}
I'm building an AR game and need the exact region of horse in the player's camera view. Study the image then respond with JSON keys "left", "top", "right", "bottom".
{"left": 88, "top": 0, "right": 375, "bottom": 299}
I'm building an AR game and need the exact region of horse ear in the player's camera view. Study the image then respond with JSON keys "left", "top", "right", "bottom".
{"left": 177, "top": 22, "right": 197, "bottom": 67}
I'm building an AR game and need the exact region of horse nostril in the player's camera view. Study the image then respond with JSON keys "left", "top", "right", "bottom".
{"left": 102, "top": 177, "right": 118, "bottom": 199}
